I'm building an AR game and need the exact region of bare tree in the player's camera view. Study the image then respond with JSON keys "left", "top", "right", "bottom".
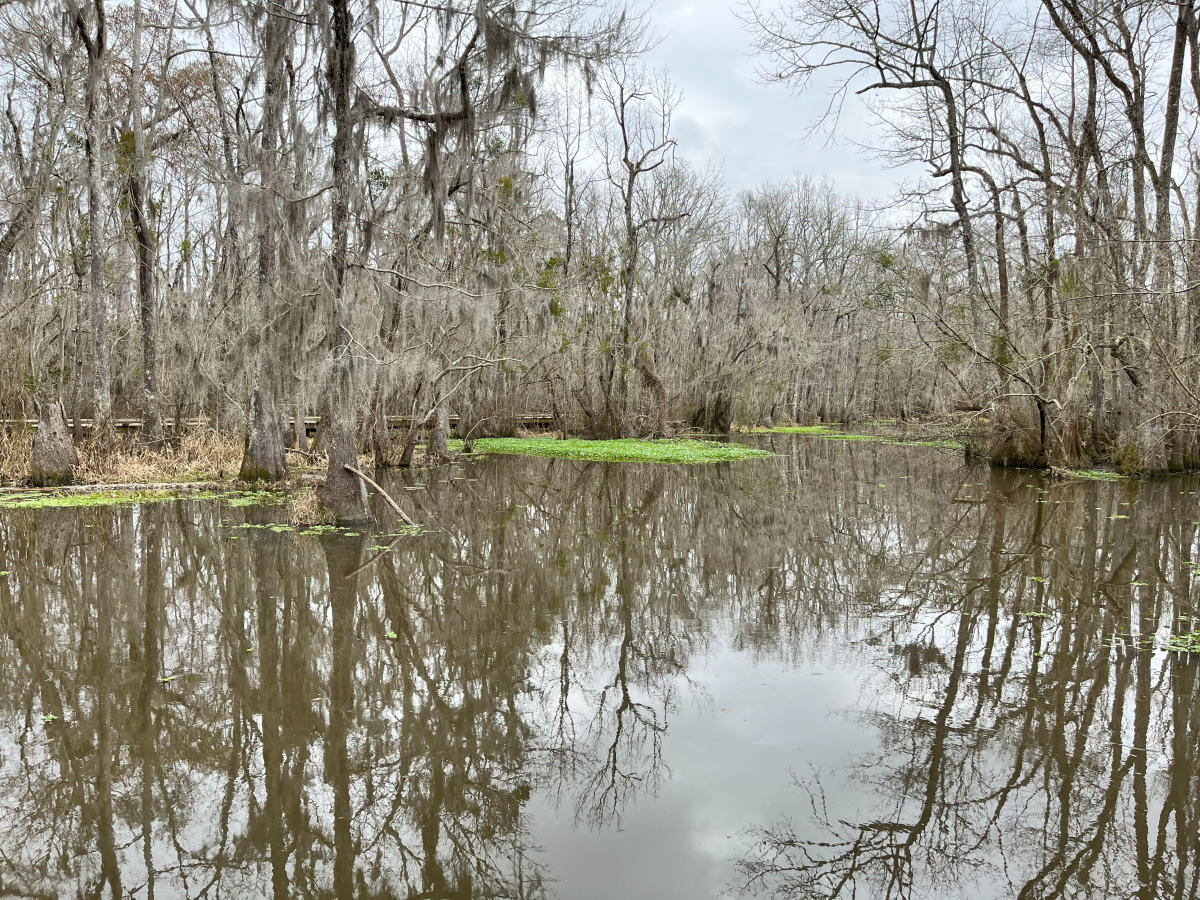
{"left": 71, "top": 0, "right": 114, "bottom": 439}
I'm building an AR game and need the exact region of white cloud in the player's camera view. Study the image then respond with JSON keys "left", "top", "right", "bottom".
{"left": 644, "top": 0, "right": 919, "bottom": 199}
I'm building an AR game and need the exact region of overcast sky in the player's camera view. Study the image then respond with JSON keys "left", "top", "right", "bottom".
{"left": 643, "top": 0, "right": 919, "bottom": 201}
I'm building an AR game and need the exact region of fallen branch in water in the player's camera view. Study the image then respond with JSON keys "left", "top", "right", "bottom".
{"left": 343, "top": 464, "right": 417, "bottom": 526}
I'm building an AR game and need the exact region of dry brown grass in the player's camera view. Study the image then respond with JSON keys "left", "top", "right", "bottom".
{"left": 0, "top": 429, "right": 32, "bottom": 484}
{"left": 287, "top": 486, "right": 335, "bottom": 526}
{"left": 76, "top": 429, "right": 245, "bottom": 484}
{"left": 0, "top": 427, "right": 247, "bottom": 486}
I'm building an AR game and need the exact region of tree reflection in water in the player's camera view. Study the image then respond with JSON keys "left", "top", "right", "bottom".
{"left": 0, "top": 439, "right": 1195, "bottom": 898}
{"left": 738, "top": 447, "right": 1200, "bottom": 899}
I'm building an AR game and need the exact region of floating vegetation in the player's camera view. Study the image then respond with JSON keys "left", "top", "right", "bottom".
{"left": 747, "top": 424, "right": 964, "bottom": 450}
{"left": 1068, "top": 469, "right": 1129, "bottom": 482}
{"left": 460, "top": 437, "right": 770, "bottom": 464}
{"left": 224, "top": 521, "right": 407, "bottom": 540}
{"left": 224, "top": 490, "right": 286, "bottom": 507}
{"left": 298, "top": 525, "right": 338, "bottom": 536}
{"left": 232, "top": 522, "right": 298, "bottom": 533}
{"left": 745, "top": 424, "right": 837, "bottom": 435}
{"left": 0, "top": 489, "right": 204, "bottom": 510}
{"left": 0, "top": 486, "right": 290, "bottom": 511}
{"left": 1164, "top": 630, "right": 1200, "bottom": 654}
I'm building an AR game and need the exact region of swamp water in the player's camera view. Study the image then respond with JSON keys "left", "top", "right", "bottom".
{"left": 0, "top": 435, "right": 1197, "bottom": 899}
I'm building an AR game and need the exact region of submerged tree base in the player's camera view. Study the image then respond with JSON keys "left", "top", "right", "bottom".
{"left": 459, "top": 437, "right": 770, "bottom": 464}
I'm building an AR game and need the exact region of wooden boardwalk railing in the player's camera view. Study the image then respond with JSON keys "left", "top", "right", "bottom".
{"left": 1, "top": 415, "right": 556, "bottom": 433}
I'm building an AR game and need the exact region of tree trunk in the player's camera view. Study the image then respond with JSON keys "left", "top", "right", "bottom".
{"left": 240, "top": 5, "right": 288, "bottom": 481}
{"left": 634, "top": 346, "right": 669, "bottom": 437}
{"left": 691, "top": 391, "right": 731, "bottom": 435}
{"left": 239, "top": 389, "right": 286, "bottom": 481}
{"left": 427, "top": 396, "right": 450, "bottom": 462}
{"left": 129, "top": 0, "right": 162, "bottom": 445}
{"left": 1155, "top": 0, "right": 1190, "bottom": 294}
{"left": 75, "top": 1, "right": 113, "bottom": 439}
{"left": 397, "top": 427, "right": 419, "bottom": 467}
{"left": 368, "top": 380, "right": 390, "bottom": 467}
{"left": 31, "top": 399, "right": 79, "bottom": 487}
{"left": 311, "top": 394, "right": 332, "bottom": 458}
{"left": 293, "top": 396, "right": 306, "bottom": 451}
{"left": 317, "top": 0, "right": 369, "bottom": 523}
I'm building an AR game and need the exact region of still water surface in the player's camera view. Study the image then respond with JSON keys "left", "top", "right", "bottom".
{"left": 0, "top": 435, "right": 1197, "bottom": 898}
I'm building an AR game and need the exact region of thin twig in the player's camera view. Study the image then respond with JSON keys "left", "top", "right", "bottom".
{"left": 343, "top": 464, "right": 417, "bottom": 526}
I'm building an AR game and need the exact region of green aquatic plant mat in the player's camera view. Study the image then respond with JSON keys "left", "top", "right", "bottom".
{"left": 0, "top": 487, "right": 282, "bottom": 510}
{"left": 460, "top": 437, "right": 769, "bottom": 464}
